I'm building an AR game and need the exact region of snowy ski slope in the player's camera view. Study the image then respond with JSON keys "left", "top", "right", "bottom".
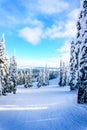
{"left": 0, "top": 78, "right": 87, "bottom": 130}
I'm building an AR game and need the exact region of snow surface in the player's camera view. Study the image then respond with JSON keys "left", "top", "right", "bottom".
{"left": 0, "top": 78, "right": 87, "bottom": 130}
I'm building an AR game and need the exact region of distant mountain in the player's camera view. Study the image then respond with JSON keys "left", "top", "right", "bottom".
{"left": 18, "top": 66, "right": 58, "bottom": 71}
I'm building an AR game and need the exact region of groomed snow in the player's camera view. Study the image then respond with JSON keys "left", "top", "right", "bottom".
{"left": 0, "top": 78, "right": 87, "bottom": 130}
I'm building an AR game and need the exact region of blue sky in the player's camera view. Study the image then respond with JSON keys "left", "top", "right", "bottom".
{"left": 0, "top": 0, "right": 80, "bottom": 68}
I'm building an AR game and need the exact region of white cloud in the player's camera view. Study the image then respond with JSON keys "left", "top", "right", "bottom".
{"left": 68, "top": 8, "right": 80, "bottom": 21}
{"left": 18, "top": 8, "right": 79, "bottom": 45}
{"left": 19, "top": 27, "right": 43, "bottom": 45}
{"left": 20, "top": 0, "right": 69, "bottom": 15}
{"left": 45, "top": 21, "right": 77, "bottom": 39}
{"left": 63, "top": 20, "right": 77, "bottom": 38}
{"left": 44, "top": 22, "right": 63, "bottom": 38}
{"left": 23, "top": 17, "right": 44, "bottom": 28}
{"left": 0, "top": 8, "right": 20, "bottom": 28}
{"left": 45, "top": 8, "right": 79, "bottom": 39}
{"left": 38, "top": 0, "right": 69, "bottom": 15}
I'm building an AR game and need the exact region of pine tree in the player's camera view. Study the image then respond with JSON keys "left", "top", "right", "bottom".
{"left": 4, "top": 51, "right": 10, "bottom": 92}
{"left": 75, "top": 4, "right": 83, "bottom": 89}
{"left": 62, "top": 62, "right": 66, "bottom": 86}
{"left": 45, "top": 65, "right": 49, "bottom": 85}
{"left": 18, "top": 71, "right": 24, "bottom": 85}
{"left": 59, "top": 61, "right": 69, "bottom": 87}
{"left": 66, "top": 63, "right": 69, "bottom": 86}
{"left": 59, "top": 60, "right": 63, "bottom": 86}
{"left": 37, "top": 70, "right": 43, "bottom": 88}
{"left": 77, "top": 0, "right": 87, "bottom": 103}
{"left": 28, "top": 68, "right": 33, "bottom": 87}
{"left": 24, "top": 69, "right": 33, "bottom": 88}
{"left": 37, "top": 65, "right": 49, "bottom": 88}
{"left": 24, "top": 71, "right": 29, "bottom": 88}
{"left": 69, "top": 41, "right": 76, "bottom": 90}
{"left": 0, "top": 33, "right": 9, "bottom": 95}
{"left": 9, "top": 53, "right": 17, "bottom": 94}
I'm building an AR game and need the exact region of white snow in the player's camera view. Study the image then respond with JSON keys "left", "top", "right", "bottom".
{"left": 0, "top": 78, "right": 87, "bottom": 130}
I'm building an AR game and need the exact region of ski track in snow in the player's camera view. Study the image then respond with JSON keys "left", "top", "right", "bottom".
{"left": 0, "top": 78, "right": 87, "bottom": 130}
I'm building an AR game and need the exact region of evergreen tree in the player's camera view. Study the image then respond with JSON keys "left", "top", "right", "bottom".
{"left": 62, "top": 62, "right": 66, "bottom": 86}
{"left": 0, "top": 33, "right": 9, "bottom": 95}
{"left": 9, "top": 53, "right": 17, "bottom": 94}
{"left": 28, "top": 68, "right": 33, "bottom": 87}
{"left": 78, "top": 0, "right": 87, "bottom": 103}
{"left": 37, "top": 70, "right": 43, "bottom": 88}
{"left": 75, "top": 3, "right": 83, "bottom": 88}
{"left": 37, "top": 66, "right": 49, "bottom": 88}
{"left": 69, "top": 41, "right": 76, "bottom": 90}
{"left": 59, "top": 61, "right": 69, "bottom": 87}
{"left": 18, "top": 71, "right": 24, "bottom": 85}
{"left": 45, "top": 65, "right": 49, "bottom": 85}
{"left": 42, "top": 66, "right": 49, "bottom": 86}
{"left": 24, "top": 71, "right": 29, "bottom": 88}
{"left": 59, "top": 60, "right": 63, "bottom": 86}
{"left": 66, "top": 63, "right": 69, "bottom": 86}
{"left": 24, "top": 69, "right": 33, "bottom": 88}
{"left": 42, "top": 69, "right": 46, "bottom": 85}
{"left": 4, "top": 52, "right": 10, "bottom": 93}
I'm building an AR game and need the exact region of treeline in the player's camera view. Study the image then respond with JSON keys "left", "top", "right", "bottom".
{"left": 17, "top": 67, "right": 58, "bottom": 88}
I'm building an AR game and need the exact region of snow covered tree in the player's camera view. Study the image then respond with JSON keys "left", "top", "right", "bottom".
{"left": 0, "top": 33, "right": 9, "bottom": 95}
{"left": 42, "top": 65, "right": 49, "bottom": 86}
{"left": 69, "top": 41, "right": 76, "bottom": 90}
{"left": 24, "top": 71, "right": 29, "bottom": 88}
{"left": 9, "top": 53, "right": 17, "bottom": 94}
{"left": 59, "top": 61, "right": 69, "bottom": 87}
{"left": 74, "top": 4, "right": 83, "bottom": 89}
{"left": 77, "top": 0, "right": 87, "bottom": 103}
{"left": 59, "top": 60, "right": 63, "bottom": 86}
{"left": 37, "top": 66, "right": 49, "bottom": 88}
{"left": 45, "top": 65, "right": 49, "bottom": 85}
{"left": 24, "top": 69, "right": 33, "bottom": 88}
{"left": 29, "top": 68, "right": 33, "bottom": 87}
{"left": 42, "top": 69, "right": 46, "bottom": 85}
{"left": 42, "top": 66, "right": 49, "bottom": 86}
{"left": 62, "top": 62, "right": 66, "bottom": 86}
{"left": 65, "top": 63, "right": 69, "bottom": 86}
{"left": 69, "top": 10, "right": 82, "bottom": 90}
{"left": 18, "top": 71, "right": 24, "bottom": 85}
{"left": 4, "top": 52, "right": 10, "bottom": 93}
{"left": 37, "top": 70, "right": 43, "bottom": 88}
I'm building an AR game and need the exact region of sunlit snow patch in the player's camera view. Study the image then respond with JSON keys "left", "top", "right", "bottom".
{"left": 0, "top": 106, "right": 48, "bottom": 111}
